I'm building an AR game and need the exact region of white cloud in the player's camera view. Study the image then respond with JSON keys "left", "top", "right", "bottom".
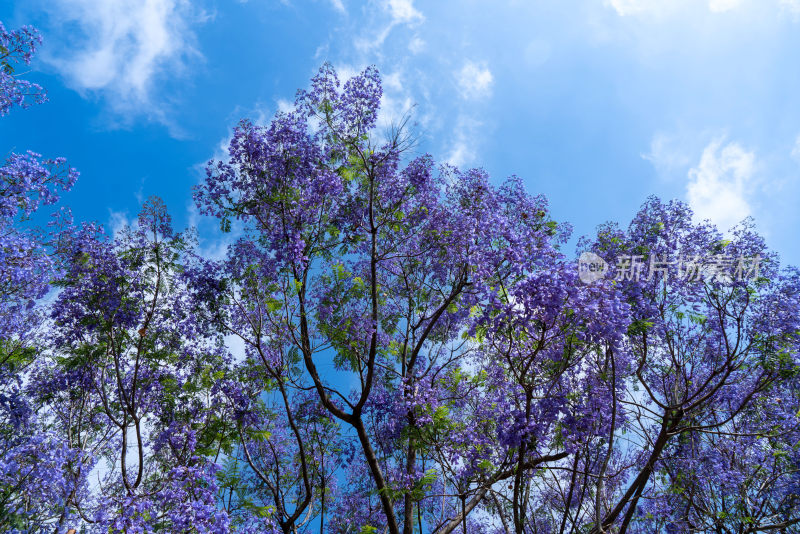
{"left": 386, "top": 0, "right": 424, "bottom": 25}
{"left": 780, "top": 0, "right": 800, "bottom": 15}
{"left": 447, "top": 142, "right": 471, "bottom": 169}
{"left": 605, "top": 0, "right": 667, "bottom": 16}
{"left": 686, "top": 139, "right": 757, "bottom": 230}
{"left": 329, "top": 0, "right": 346, "bottom": 13}
{"left": 276, "top": 98, "right": 294, "bottom": 114}
{"left": 225, "top": 334, "right": 248, "bottom": 364}
{"left": 792, "top": 135, "right": 800, "bottom": 161}
{"left": 605, "top": 0, "right": 743, "bottom": 16}
{"left": 642, "top": 132, "right": 693, "bottom": 175}
{"left": 250, "top": 102, "right": 273, "bottom": 126}
{"left": 355, "top": 0, "right": 423, "bottom": 53}
{"left": 335, "top": 63, "right": 362, "bottom": 84}
{"left": 196, "top": 224, "right": 239, "bottom": 261}
{"left": 455, "top": 61, "right": 494, "bottom": 100}
{"left": 43, "top": 0, "right": 204, "bottom": 125}
{"left": 708, "top": 0, "right": 741, "bottom": 12}
{"left": 446, "top": 115, "right": 483, "bottom": 168}
{"left": 382, "top": 71, "right": 402, "bottom": 92}
{"left": 408, "top": 36, "right": 426, "bottom": 54}
{"left": 108, "top": 209, "right": 134, "bottom": 238}
{"left": 377, "top": 93, "right": 414, "bottom": 131}
{"left": 443, "top": 64, "right": 494, "bottom": 170}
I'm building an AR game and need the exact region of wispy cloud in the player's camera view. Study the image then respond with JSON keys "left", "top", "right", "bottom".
{"left": 41, "top": 0, "right": 207, "bottom": 131}
{"left": 354, "top": 0, "right": 424, "bottom": 53}
{"left": 408, "top": 36, "right": 425, "bottom": 54}
{"left": 686, "top": 138, "right": 757, "bottom": 231}
{"left": 642, "top": 131, "right": 695, "bottom": 177}
{"left": 604, "top": 0, "right": 670, "bottom": 16}
{"left": 780, "top": 0, "right": 800, "bottom": 16}
{"left": 455, "top": 61, "right": 494, "bottom": 100}
{"left": 792, "top": 134, "right": 800, "bottom": 161}
{"left": 607, "top": 0, "right": 800, "bottom": 17}
{"left": 108, "top": 209, "right": 134, "bottom": 238}
{"left": 376, "top": 70, "right": 414, "bottom": 130}
{"left": 446, "top": 115, "right": 483, "bottom": 169}
{"left": 385, "top": 0, "right": 424, "bottom": 25}
{"left": 708, "top": 0, "right": 742, "bottom": 12}
{"left": 329, "top": 0, "right": 346, "bottom": 13}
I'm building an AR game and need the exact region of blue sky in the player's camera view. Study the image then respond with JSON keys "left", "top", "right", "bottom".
{"left": 2, "top": 0, "right": 800, "bottom": 266}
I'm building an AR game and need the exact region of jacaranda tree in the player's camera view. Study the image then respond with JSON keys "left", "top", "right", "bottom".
{"left": 583, "top": 201, "right": 800, "bottom": 533}
{"left": 2, "top": 19, "right": 798, "bottom": 533}
{"left": 0, "top": 22, "right": 81, "bottom": 532}
{"left": 192, "top": 64, "right": 800, "bottom": 533}
{"left": 35, "top": 197, "right": 237, "bottom": 532}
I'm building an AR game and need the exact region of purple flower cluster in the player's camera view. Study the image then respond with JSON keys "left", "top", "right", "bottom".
{"left": 0, "top": 22, "right": 46, "bottom": 116}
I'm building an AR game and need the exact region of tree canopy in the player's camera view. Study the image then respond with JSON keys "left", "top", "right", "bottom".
{"left": 2, "top": 22, "right": 799, "bottom": 534}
